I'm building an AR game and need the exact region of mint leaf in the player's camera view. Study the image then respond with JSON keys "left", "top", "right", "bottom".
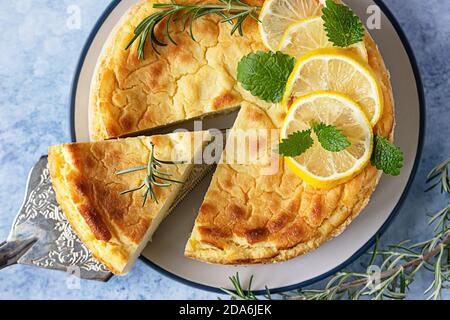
{"left": 312, "top": 122, "right": 351, "bottom": 152}
{"left": 322, "top": 0, "right": 365, "bottom": 47}
{"left": 371, "top": 135, "right": 404, "bottom": 176}
{"left": 276, "top": 130, "right": 314, "bottom": 157}
{"left": 237, "top": 51, "right": 295, "bottom": 103}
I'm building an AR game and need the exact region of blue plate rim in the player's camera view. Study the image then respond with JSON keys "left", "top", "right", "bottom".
{"left": 69, "top": 0, "right": 426, "bottom": 295}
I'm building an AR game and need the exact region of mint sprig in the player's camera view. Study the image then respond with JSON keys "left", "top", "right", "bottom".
{"left": 237, "top": 51, "right": 295, "bottom": 103}
{"left": 276, "top": 123, "right": 351, "bottom": 157}
{"left": 322, "top": 0, "right": 365, "bottom": 48}
{"left": 276, "top": 130, "right": 314, "bottom": 157}
{"left": 312, "top": 122, "right": 351, "bottom": 152}
{"left": 371, "top": 135, "right": 404, "bottom": 176}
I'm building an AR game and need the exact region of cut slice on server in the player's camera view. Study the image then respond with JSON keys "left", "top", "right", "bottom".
{"left": 48, "top": 132, "right": 211, "bottom": 274}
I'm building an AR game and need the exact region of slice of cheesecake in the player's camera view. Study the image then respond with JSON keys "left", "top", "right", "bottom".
{"left": 48, "top": 131, "right": 211, "bottom": 275}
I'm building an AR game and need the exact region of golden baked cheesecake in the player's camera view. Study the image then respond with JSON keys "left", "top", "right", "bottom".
{"left": 89, "top": 0, "right": 308, "bottom": 141}
{"left": 48, "top": 131, "right": 211, "bottom": 274}
{"left": 87, "top": 0, "right": 396, "bottom": 265}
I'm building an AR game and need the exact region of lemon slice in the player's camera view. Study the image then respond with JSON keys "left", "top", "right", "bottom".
{"left": 283, "top": 48, "right": 383, "bottom": 126}
{"left": 279, "top": 16, "right": 368, "bottom": 61}
{"left": 281, "top": 92, "right": 373, "bottom": 189}
{"left": 259, "top": 0, "right": 324, "bottom": 51}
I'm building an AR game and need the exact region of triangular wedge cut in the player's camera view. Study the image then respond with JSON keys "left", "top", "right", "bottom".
{"left": 185, "top": 103, "right": 383, "bottom": 265}
{"left": 48, "top": 131, "right": 211, "bottom": 275}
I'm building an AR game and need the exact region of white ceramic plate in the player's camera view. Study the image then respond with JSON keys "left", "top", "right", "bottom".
{"left": 70, "top": 0, "right": 424, "bottom": 293}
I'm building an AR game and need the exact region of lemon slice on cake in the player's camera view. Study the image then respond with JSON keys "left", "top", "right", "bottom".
{"left": 282, "top": 48, "right": 383, "bottom": 126}
{"left": 259, "top": 0, "right": 324, "bottom": 51}
{"left": 281, "top": 92, "right": 373, "bottom": 189}
{"left": 278, "top": 16, "right": 368, "bottom": 61}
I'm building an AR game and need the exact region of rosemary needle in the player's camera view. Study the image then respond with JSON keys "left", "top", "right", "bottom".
{"left": 116, "top": 143, "right": 185, "bottom": 206}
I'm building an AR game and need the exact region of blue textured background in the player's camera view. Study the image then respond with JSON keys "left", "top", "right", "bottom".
{"left": 0, "top": 0, "right": 449, "bottom": 300}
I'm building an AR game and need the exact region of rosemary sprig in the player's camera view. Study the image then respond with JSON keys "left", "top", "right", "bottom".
{"left": 126, "top": 0, "right": 261, "bottom": 58}
{"left": 221, "top": 273, "right": 271, "bottom": 300}
{"left": 222, "top": 156, "right": 450, "bottom": 300}
{"left": 116, "top": 143, "right": 185, "bottom": 206}
{"left": 426, "top": 157, "right": 450, "bottom": 193}
{"left": 221, "top": 274, "right": 258, "bottom": 300}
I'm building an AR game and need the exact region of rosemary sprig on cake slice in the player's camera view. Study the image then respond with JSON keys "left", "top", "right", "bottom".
{"left": 126, "top": 0, "right": 261, "bottom": 57}
{"left": 116, "top": 143, "right": 185, "bottom": 206}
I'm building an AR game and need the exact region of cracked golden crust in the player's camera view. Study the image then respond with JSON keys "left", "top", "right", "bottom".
{"left": 48, "top": 132, "right": 207, "bottom": 274}
{"left": 90, "top": 0, "right": 275, "bottom": 141}
{"left": 185, "top": 31, "right": 395, "bottom": 264}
